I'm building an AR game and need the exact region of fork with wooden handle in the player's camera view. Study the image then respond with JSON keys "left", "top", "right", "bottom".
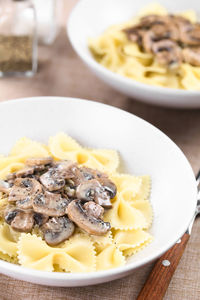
{"left": 136, "top": 170, "right": 200, "bottom": 300}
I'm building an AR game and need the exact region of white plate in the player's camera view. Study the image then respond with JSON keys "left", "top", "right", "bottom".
{"left": 67, "top": 0, "right": 200, "bottom": 108}
{"left": 0, "top": 97, "right": 197, "bottom": 286}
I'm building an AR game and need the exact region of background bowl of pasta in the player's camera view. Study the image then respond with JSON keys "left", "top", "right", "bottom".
{"left": 67, "top": 0, "right": 200, "bottom": 108}
{"left": 0, "top": 97, "right": 197, "bottom": 286}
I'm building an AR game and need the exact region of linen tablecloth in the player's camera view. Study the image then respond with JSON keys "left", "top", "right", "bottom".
{"left": 0, "top": 1, "right": 199, "bottom": 299}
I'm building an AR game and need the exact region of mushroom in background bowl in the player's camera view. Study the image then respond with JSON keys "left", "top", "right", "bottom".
{"left": 67, "top": 0, "right": 200, "bottom": 108}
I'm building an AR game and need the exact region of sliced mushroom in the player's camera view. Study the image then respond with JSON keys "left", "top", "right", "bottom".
{"left": 10, "top": 210, "right": 34, "bottom": 232}
{"left": 55, "top": 160, "right": 77, "bottom": 178}
{"left": 76, "top": 179, "right": 112, "bottom": 208}
{"left": 33, "top": 191, "right": 69, "bottom": 216}
{"left": 42, "top": 216, "right": 75, "bottom": 246}
{"left": 15, "top": 167, "right": 35, "bottom": 178}
{"left": 140, "top": 14, "right": 169, "bottom": 29}
{"left": 182, "top": 47, "right": 200, "bottom": 66}
{"left": 40, "top": 168, "right": 65, "bottom": 191}
{"left": 98, "top": 177, "right": 117, "bottom": 199}
{"left": 123, "top": 26, "right": 145, "bottom": 45}
{"left": 26, "top": 157, "right": 53, "bottom": 166}
{"left": 4, "top": 206, "right": 19, "bottom": 224}
{"left": 67, "top": 200, "right": 111, "bottom": 235}
{"left": 152, "top": 39, "right": 182, "bottom": 68}
{"left": 34, "top": 213, "right": 49, "bottom": 226}
{"left": 8, "top": 178, "right": 42, "bottom": 210}
{"left": 83, "top": 201, "right": 104, "bottom": 219}
{"left": 0, "top": 180, "right": 11, "bottom": 194}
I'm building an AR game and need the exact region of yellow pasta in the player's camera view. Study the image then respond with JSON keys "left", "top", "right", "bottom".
{"left": 18, "top": 233, "right": 96, "bottom": 272}
{"left": 113, "top": 228, "right": 153, "bottom": 257}
{"left": 96, "top": 244, "right": 125, "bottom": 271}
{"left": 0, "top": 224, "right": 19, "bottom": 257}
{"left": 0, "top": 133, "right": 153, "bottom": 272}
{"left": 89, "top": 3, "right": 200, "bottom": 91}
{"left": 104, "top": 195, "right": 147, "bottom": 230}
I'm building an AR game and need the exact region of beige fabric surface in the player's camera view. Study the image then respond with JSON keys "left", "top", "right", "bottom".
{"left": 0, "top": 1, "right": 199, "bottom": 299}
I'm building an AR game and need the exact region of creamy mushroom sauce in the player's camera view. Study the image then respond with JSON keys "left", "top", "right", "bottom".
{"left": 124, "top": 14, "right": 200, "bottom": 68}
{"left": 0, "top": 157, "right": 116, "bottom": 246}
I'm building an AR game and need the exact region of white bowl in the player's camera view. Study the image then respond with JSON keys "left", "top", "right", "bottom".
{"left": 0, "top": 97, "right": 197, "bottom": 286}
{"left": 67, "top": 0, "right": 200, "bottom": 109}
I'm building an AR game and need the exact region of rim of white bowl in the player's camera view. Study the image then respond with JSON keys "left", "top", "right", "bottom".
{"left": 67, "top": 0, "right": 200, "bottom": 97}
{"left": 0, "top": 97, "right": 197, "bottom": 282}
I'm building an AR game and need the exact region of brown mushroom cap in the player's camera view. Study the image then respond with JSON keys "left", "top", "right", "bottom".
{"left": 67, "top": 200, "right": 111, "bottom": 235}
{"left": 8, "top": 178, "right": 42, "bottom": 210}
{"left": 182, "top": 47, "right": 200, "bottom": 66}
{"left": 76, "top": 179, "right": 112, "bottom": 208}
{"left": 34, "top": 213, "right": 49, "bottom": 226}
{"left": 4, "top": 206, "right": 19, "bottom": 225}
{"left": 10, "top": 210, "right": 34, "bottom": 232}
{"left": 33, "top": 191, "right": 69, "bottom": 216}
{"left": 152, "top": 39, "right": 182, "bottom": 68}
{"left": 40, "top": 169, "right": 65, "bottom": 192}
{"left": 98, "top": 177, "right": 117, "bottom": 199}
{"left": 15, "top": 167, "right": 35, "bottom": 178}
{"left": 26, "top": 157, "right": 53, "bottom": 166}
{"left": 83, "top": 201, "right": 104, "bottom": 219}
{"left": 42, "top": 216, "right": 75, "bottom": 246}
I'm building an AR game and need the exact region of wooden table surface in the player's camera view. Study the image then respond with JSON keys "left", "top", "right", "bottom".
{"left": 0, "top": 1, "right": 199, "bottom": 299}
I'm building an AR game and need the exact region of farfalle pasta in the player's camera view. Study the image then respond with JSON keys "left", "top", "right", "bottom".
{"left": 89, "top": 3, "right": 200, "bottom": 90}
{"left": 0, "top": 133, "right": 153, "bottom": 272}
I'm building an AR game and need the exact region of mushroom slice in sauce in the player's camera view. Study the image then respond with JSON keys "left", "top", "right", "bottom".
{"left": 98, "top": 177, "right": 117, "bottom": 199}
{"left": 54, "top": 160, "right": 77, "bottom": 178}
{"left": 10, "top": 210, "right": 34, "bottom": 232}
{"left": 182, "top": 47, "right": 200, "bottom": 66}
{"left": 4, "top": 206, "right": 19, "bottom": 225}
{"left": 26, "top": 157, "right": 53, "bottom": 166}
{"left": 151, "top": 39, "right": 182, "bottom": 68}
{"left": 180, "top": 24, "right": 200, "bottom": 46}
{"left": 15, "top": 167, "right": 35, "bottom": 178}
{"left": 33, "top": 191, "right": 69, "bottom": 217}
{"left": 67, "top": 200, "right": 111, "bottom": 236}
{"left": 0, "top": 180, "right": 11, "bottom": 194}
{"left": 42, "top": 216, "right": 75, "bottom": 246}
{"left": 8, "top": 178, "right": 42, "bottom": 210}
{"left": 76, "top": 179, "right": 112, "bottom": 208}
{"left": 83, "top": 201, "right": 104, "bottom": 219}
{"left": 40, "top": 169, "right": 65, "bottom": 191}
{"left": 34, "top": 213, "right": 49, "bottom": 226}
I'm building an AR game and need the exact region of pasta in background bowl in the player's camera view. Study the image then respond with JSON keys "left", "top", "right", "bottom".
{"left": 0, "top": 97, "right": 197, "bottom": 286}
{"left": 67, "top": 0, "right": 200, "bottom": 108}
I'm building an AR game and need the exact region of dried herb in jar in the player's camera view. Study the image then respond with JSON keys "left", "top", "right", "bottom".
{"left": 0, "top": 35, "right": 33, "bottom": 72}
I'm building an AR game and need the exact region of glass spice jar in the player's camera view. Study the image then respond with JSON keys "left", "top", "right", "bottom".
{"left": 0, "top": 0, "right": 37, "bottom": 76}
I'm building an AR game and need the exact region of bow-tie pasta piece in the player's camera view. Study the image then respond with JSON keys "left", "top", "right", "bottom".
{"left": 104, "top": 195, "right": 147, "bottom": 230}
{"left": 89, "top": 149, "right": 119, "bottom": 173}
{"left": 0, "top": 224, "right": 19, "bottom": 258}
{"left": 110, "top": 174, "right": 142, "bottom": 195}
{"left": 91, "top": 231, "right": 113, "bottom": 253}
{"left": 61, "top": 234, "right": 96, "bottom": 272}
{"left": 181, "top": 64, "right": 200, "bottom": 91}
{"left": 0, "top": 251, "right": 18, "bottom": 264}
{"left": 131, "top": 200, "right": 153, "bottom": 229}
{"left": 18, "top": 233, "right": 96, "bottom": 273}
{"left": 131, "top": 175, "right": 151, "bottom": 202}
{"left": 96, "top": 244, "right": 125, "bottom": 271}
{"left": 10, "top": 137, "right": 49, "bottom": 158}
{"left": 48, "top": 132, "right": 82, "bottom": 161}
{"left": 116, "top": 175, "right": 150, "bottom": 203}
{"left": 75, "top": 150, "right": 104, "bottom": 171}
{"left": 113, "top": 229, "right": 153, "bottom": 257}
